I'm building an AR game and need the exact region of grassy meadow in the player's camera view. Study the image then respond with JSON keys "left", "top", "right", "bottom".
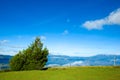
{"left": 0, "top": 66, "right": 120, "bottom": 80}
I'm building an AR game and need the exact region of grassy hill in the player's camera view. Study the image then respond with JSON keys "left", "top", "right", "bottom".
{"left": 0, "top": 66, "right": 120, "bottom": 80}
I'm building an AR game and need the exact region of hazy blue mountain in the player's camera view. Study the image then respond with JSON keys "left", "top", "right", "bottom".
{"left": 46, "top": 54, "right": 120, "bottom": 67}
{"left": 0, "top": 55, "right": 12, "bottom": 64}
{"left": 0, "top": 55, "right": 12, "bottom": 70}
{"left": 0, "top": 54, "right": 120, "bottom": 69}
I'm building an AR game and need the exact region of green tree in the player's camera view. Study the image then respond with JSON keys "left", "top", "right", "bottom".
{"left": 10, "top": 51, "right": 24, "bottom": 71}
{"left": 10, "top": 37, "right": 49, "bottom": 71}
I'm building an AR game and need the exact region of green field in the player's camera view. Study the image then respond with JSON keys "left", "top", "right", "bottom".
{"left": 0, "top": 66, "right": 120, "bottom": 80}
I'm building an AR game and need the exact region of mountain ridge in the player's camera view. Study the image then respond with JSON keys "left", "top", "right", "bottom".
{"left": 0, "top": 54, "right": 120, "bottom": 69}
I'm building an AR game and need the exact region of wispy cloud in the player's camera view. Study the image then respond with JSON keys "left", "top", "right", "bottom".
{"left": 62, "top": 30, "right": 69, "bottom": 35}
{"left": 0, "top": 44, "right": 25, "bottom": 55}
{"left": 40, "top": 36, "right": 46, "bottom": 41}
{"left": 0, "top": 39, "right": 25, "bottom": 55}
{"left": 63, "top": 61, "right": 83, "bottom": 66}
{"left": 0, "top": 49, "right": 19, "bottom": 55}
{"left": 0, "top": 40, "right": 9, "bottom": 45}
{"left": 82, "top": 8, "right": 120, "bottom": 30}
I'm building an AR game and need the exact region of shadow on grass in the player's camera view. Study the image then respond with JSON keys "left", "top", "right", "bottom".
{"left": 40, "top": 67, "right": 49, "bottom": 70}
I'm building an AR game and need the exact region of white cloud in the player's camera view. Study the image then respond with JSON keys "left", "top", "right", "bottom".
{"left": 62, "top": 30, "right": 69, "bottom": 35}
{"left": 63, "top": 61, "right": 85, "bottom": 66}
{"left": 82, "top": 8, "right": 120, "bottom": 30}
{"left": 46, "top": 64, "right": 60, "bottom": 67}
{"left": 108, "top": 8, "right": 120, "bottom": 24}
{"left": 69, "top": 61, "right": 83, "bottom": 66}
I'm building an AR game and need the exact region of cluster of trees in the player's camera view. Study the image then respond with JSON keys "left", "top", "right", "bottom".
{"left": 10, "top": 37, "right": 49, "bottom": 71}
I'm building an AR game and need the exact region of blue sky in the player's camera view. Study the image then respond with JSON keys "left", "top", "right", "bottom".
{"left": 0, "top": 0, "right": 120, "bottom": 56}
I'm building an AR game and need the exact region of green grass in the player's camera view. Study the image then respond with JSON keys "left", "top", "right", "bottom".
{"left": 0, "top": 66, "right": 120, "bottom": 80}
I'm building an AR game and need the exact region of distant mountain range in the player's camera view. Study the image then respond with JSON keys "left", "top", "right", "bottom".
{"left": 0, "top": 54, "right": 120, "bottom": 69}
{"left": 0, "top": 55, "right": 12, "bottom": 64}
{"left": 46, "top": 54, "right": 120, "bottom": 67}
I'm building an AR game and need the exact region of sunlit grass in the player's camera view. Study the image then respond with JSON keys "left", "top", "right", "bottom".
{"left": 0, "top": 66, "right": 120, "bottom": 80}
